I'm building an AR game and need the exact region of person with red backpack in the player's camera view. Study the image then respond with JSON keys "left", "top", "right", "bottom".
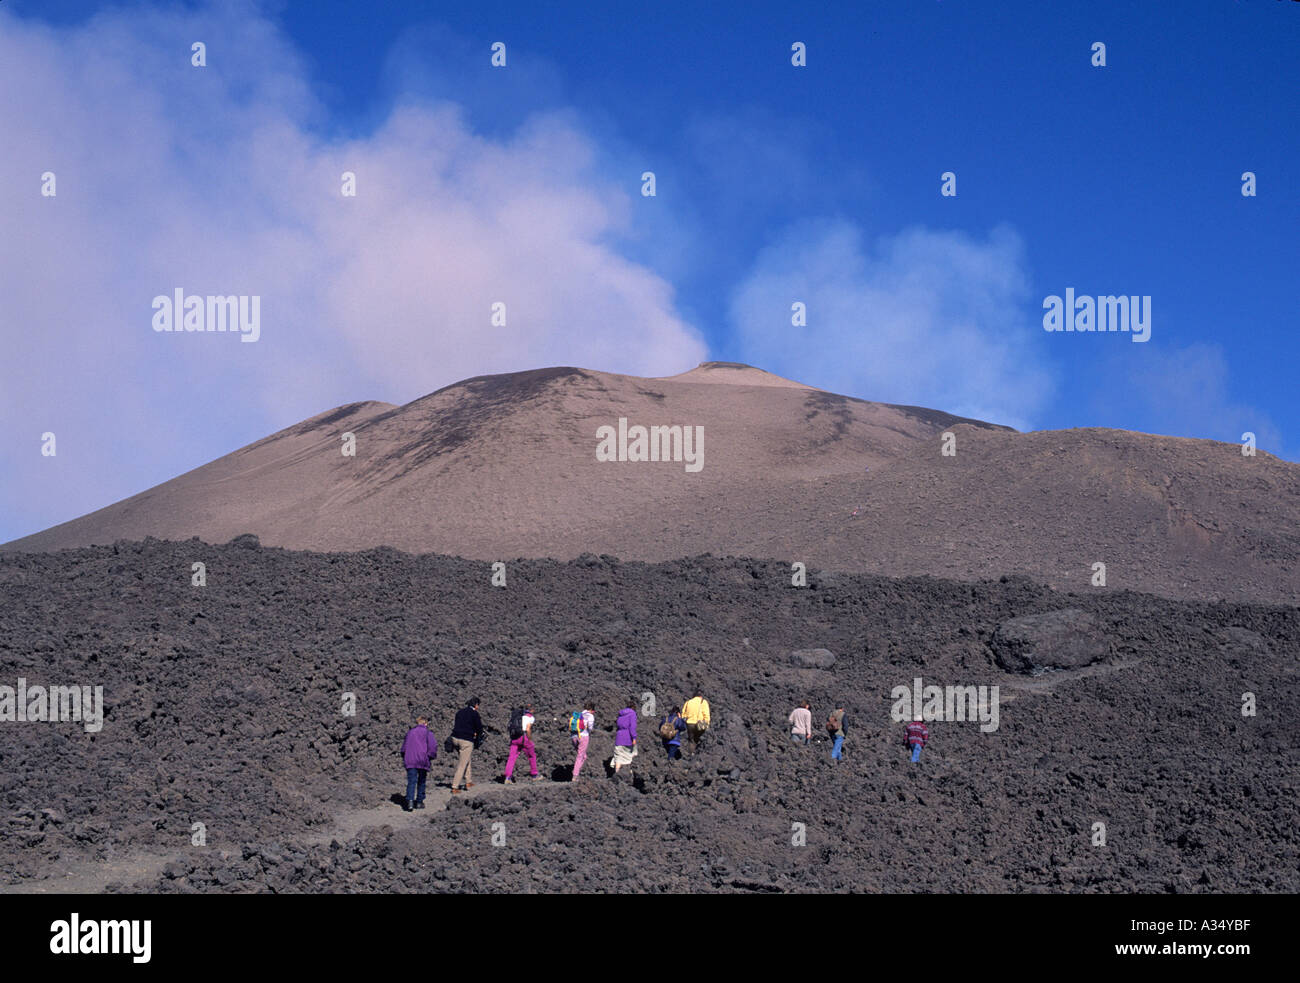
{"left": 503, "top": 704, "right": 542, "bottom": 784}
{"left": 906, "top": 715, "right": 929, "bottom": 763}
{"left": 569, "top": 700, "right": 596, "bottom": 782}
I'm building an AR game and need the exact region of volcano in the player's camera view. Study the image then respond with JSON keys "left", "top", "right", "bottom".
{"left": 5, "top": 361, "right": 1297, "bottom": 605}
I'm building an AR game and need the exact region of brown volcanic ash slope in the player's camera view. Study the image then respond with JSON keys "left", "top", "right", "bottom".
{"left": 5, "top": 362, "right": 1299, "bottom": 604}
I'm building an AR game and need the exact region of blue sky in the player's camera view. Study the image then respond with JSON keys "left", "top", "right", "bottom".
{"left": 2, "top": 0, "right": 1296, "bottom": 542}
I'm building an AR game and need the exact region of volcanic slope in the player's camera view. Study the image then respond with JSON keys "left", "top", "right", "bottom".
{"left": 0, "top": 541, "right": 1296, "bottom": 893}
{"left": 5, "top": 362, "right": 1298, "bottom": 605}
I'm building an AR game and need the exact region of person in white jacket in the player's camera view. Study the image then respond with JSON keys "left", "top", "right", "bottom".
{"left": 789, "top": 701, "right": 813, "bottom": 746}
{"left": 570, "top": 701, "right": 596, "bottom": 782}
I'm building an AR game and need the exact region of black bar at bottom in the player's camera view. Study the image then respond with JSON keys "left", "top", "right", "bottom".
{"left": 0, "top": 892, "right": 1282, "bottom": 969}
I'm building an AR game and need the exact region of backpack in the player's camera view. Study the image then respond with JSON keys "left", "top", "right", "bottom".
{"left": 569, "top": 710, "right": 586, "bottom": 735}
{"left": 659, "top": 718, "right": 678, "bottom": 740}
{"left": 508, "top": 707, "right": 526, "bottom": 740}
{"left": 826, "top": 715, "right": 840, "bottom": 734}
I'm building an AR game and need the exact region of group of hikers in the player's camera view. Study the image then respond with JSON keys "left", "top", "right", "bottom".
{"left": 787, "top": 702, "right": 929, "bottom": 761}
{"left": 399, "top": 691, "right": 930, "bottom": 811}
{"left": 398, "top": 690, "right": 713, "bottom": 811}
{"left": 788, "top": 701, "right": 851, "bottom": 758}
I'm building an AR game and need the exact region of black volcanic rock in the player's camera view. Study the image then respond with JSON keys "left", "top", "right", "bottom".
{"left": 789, "top": 648, "right": 836, "bottom": 668}
{"left": 0, "top": 541, "right": 1296, "bottom": 893}
{"left": 990, "top": 609, "right": 1111, "bottom": 674}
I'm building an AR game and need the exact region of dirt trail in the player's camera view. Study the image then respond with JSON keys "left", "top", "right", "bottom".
{"left": 2, "top": 780, "right": 547, "bottom": 893}
{"left": 305, "top": 780, "right": 534, "bottom": 845}
{"left": 0, "top": 851, "right": 179, "bottom": 895}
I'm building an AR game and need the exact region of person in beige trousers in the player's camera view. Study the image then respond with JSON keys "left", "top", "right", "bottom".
{"left": 448, "top": 698, "right": 484, "bottom": 794}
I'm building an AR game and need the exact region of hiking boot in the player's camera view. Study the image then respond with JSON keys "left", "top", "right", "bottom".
{"left": 465, "top": 782, "right": 475, "bottom": 789}
{"left": 530, "top": 774, "right": 544, "bottom": 782}
{"left": 450, "top": 788, "right": 461, "bottom": 795}
{"left": 503, "top": 777, "right": 514, "bottom": 785}
{"left": 415, "top": 800, "right": 426, "bottom": 810}
{"left": 404, "top": 799, "right": 413, "bottom": 812}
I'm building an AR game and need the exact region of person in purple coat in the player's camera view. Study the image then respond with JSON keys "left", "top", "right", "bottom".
{"left": 402, "top": 716, "right": 439, "bottom": 811}
{"left": 610, "top": 698, "right": 638, "bottom": 774}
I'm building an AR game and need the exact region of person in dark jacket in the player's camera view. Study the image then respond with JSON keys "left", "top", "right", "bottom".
{"left": 906, "top": 715, "right": 929, "bottom": 763}
{"left": 659, "top": 709, "right": 687, "bottom": 759}
{"left": 401, "top": 715, "right": 438, "bottom": 811}
{"left": 449, "top": 698, "right": 484, "bottom": 794}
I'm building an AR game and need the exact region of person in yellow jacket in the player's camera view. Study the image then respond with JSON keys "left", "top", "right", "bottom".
{"left": 680, "top": 689, "right": 711, "bottom": 752}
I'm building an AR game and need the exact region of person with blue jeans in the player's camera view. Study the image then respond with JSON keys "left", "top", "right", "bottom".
{"left": 906, "top": 717, "right": 929, "bottom": 763}
{"left": 827, "top": 705, "right": 847, "bottom": 760}
{"left": 401, "top": 715, "right": 439, "bottom": 811}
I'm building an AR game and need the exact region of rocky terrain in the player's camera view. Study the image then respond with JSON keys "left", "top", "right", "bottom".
{"left": 1, "top": 538, "right": 1296, "bottom": 893}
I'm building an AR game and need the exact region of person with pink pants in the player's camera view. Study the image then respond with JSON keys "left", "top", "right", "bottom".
{"left": 503, "top": 706, "right": 542, "bottom": 783}
{"left": 571, "top": 702, "right": 595, "bottom": 781}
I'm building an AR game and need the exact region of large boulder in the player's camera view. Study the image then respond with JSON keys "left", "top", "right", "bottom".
{"left": 1218, "top": 627, "right": 1270, "bottom": 658}
{"left": 990, "top": 609, "right": 1109, "bottom": 674}
{"left": 789, "top": 648, "right": 836, "bottom": 669}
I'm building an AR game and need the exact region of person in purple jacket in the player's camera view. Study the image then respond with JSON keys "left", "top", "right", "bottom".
{"left": 610, "top": 698, "right": 638, "bottom": 775}
{"left": 401, "top": 715, "right": 439, "bottom": 811}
